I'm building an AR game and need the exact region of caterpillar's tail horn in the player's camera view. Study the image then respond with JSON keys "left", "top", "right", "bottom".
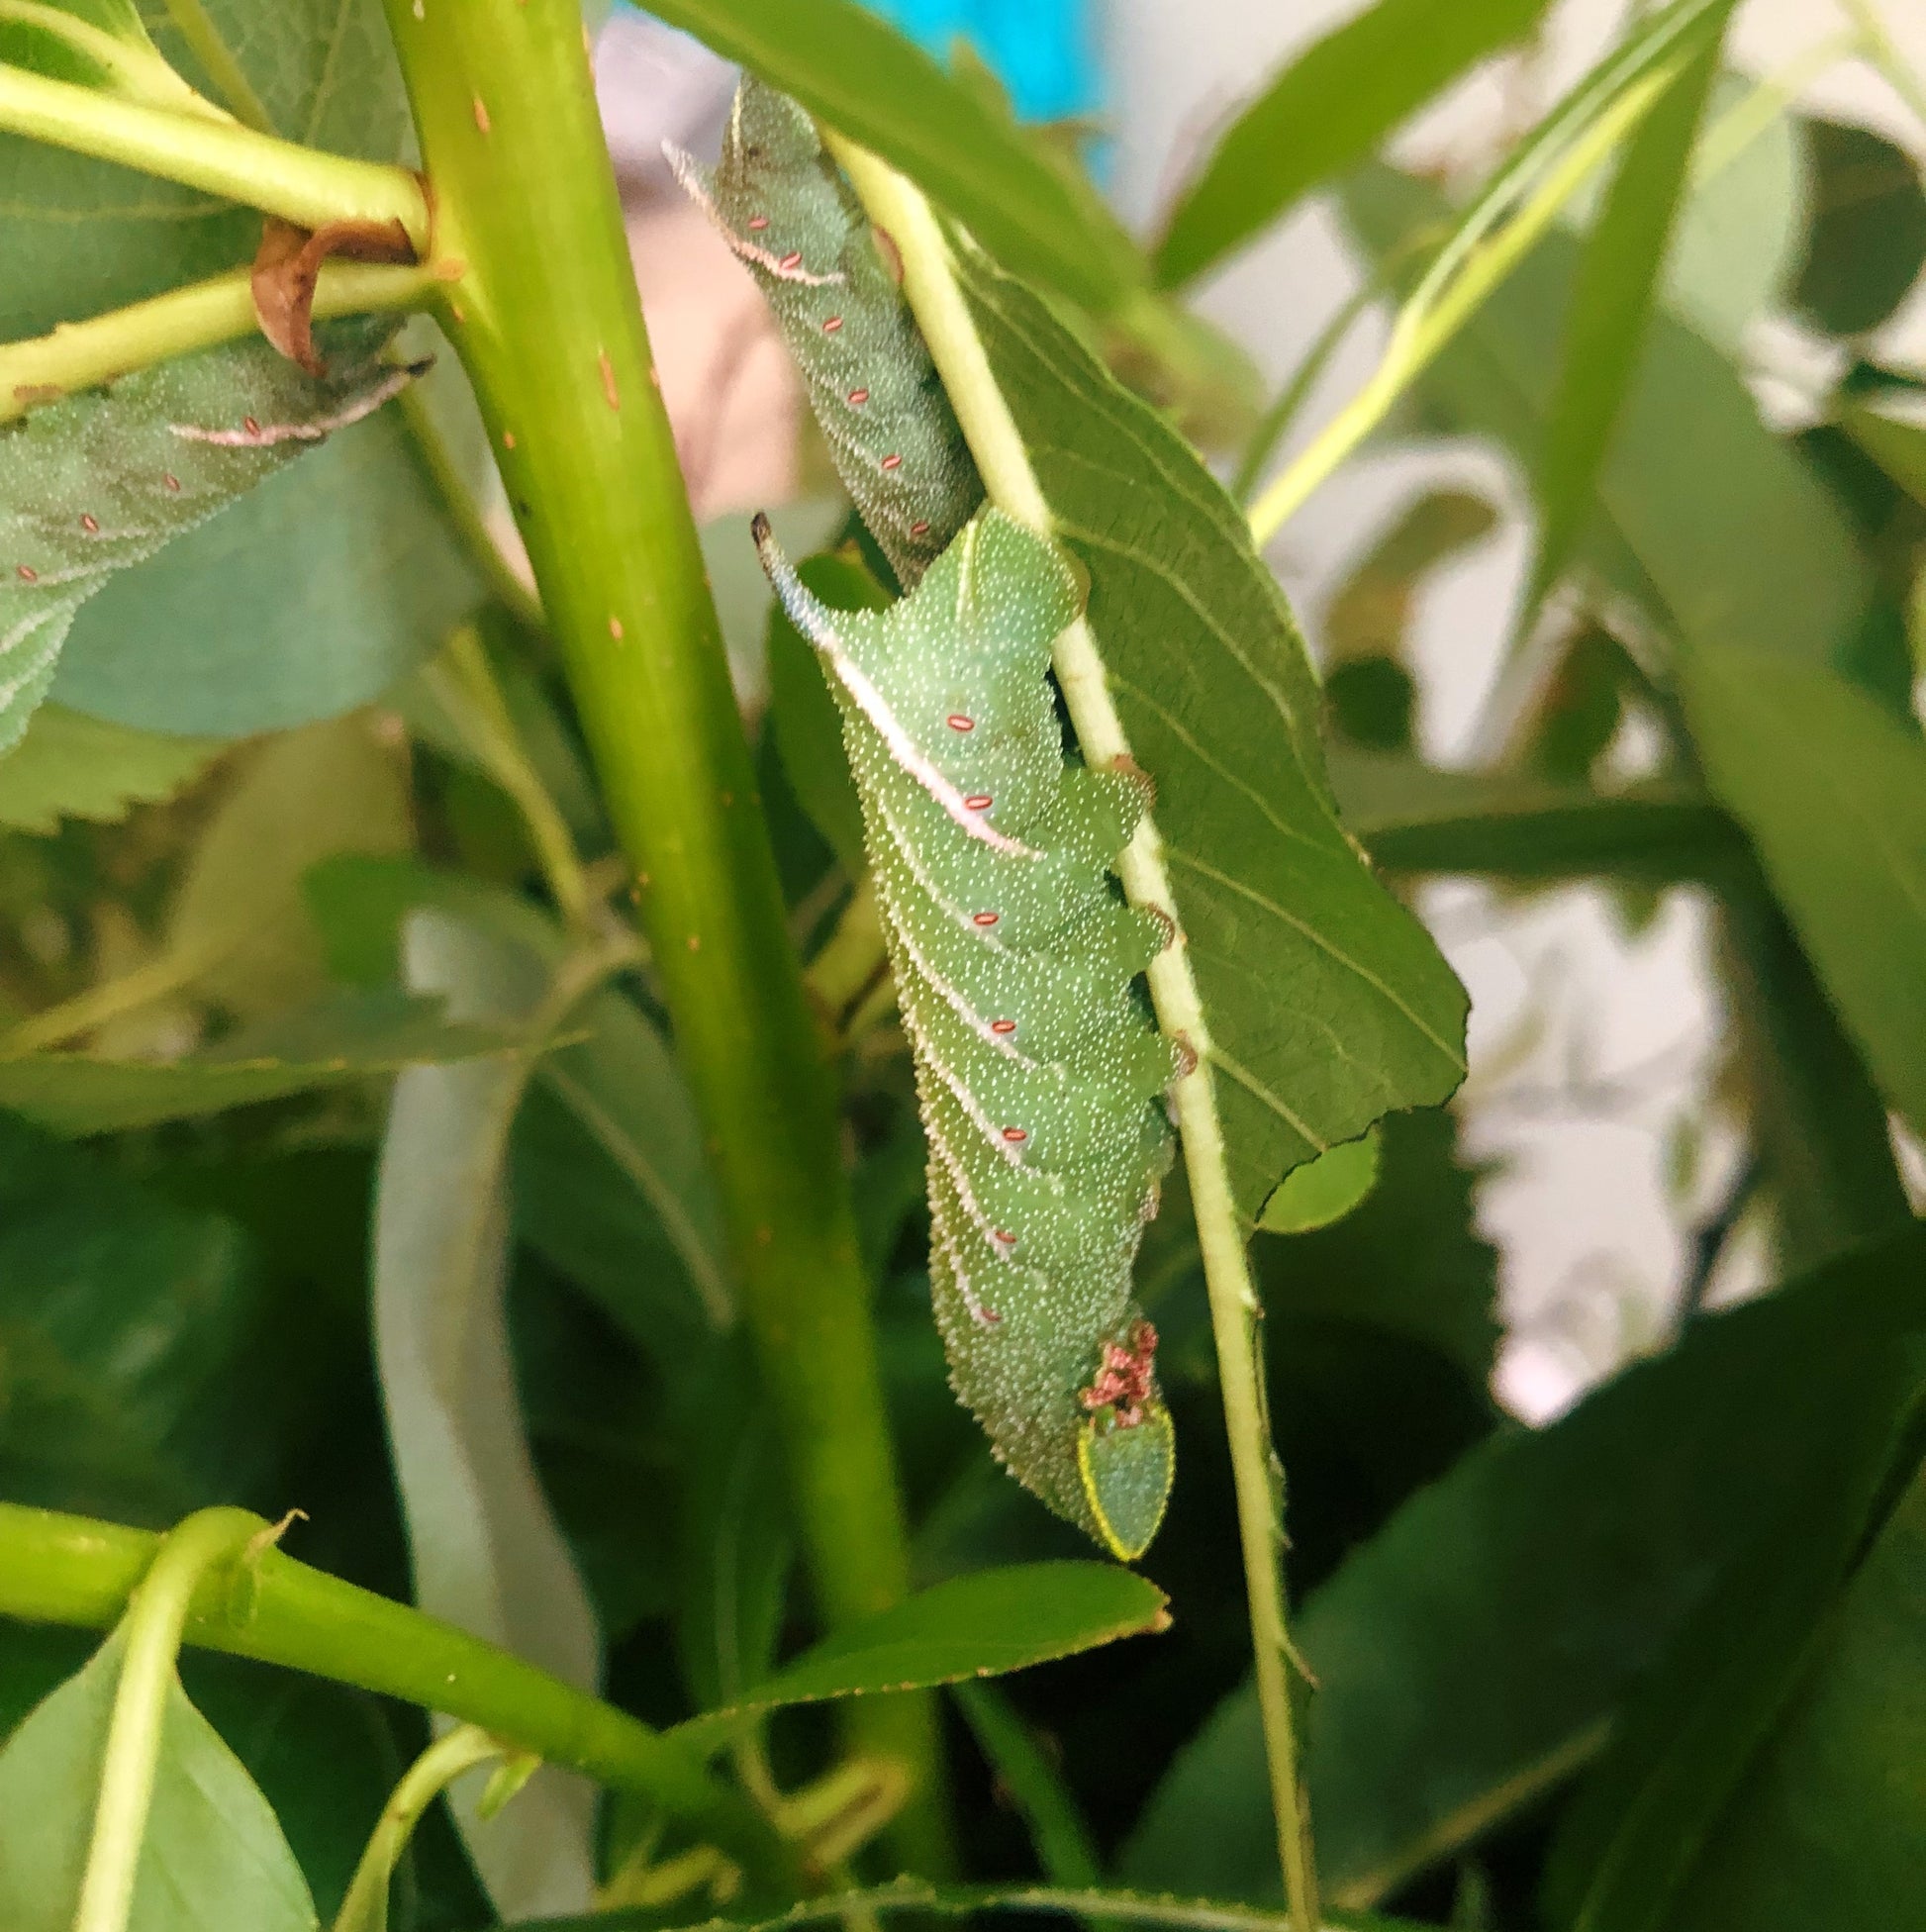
{"left": 752, "top": 513, "right": 834, "bottom": 647}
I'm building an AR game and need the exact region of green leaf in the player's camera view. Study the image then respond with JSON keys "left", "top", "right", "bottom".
{"left": 1842, "top": 394, "right": 1926, "bottom": 510}
{"left": 640, "top": 0, "right": 1142, "bottom": 312}
{"left": 1677, "top": 644, "right": 1926, "bottom": 1136}
{"left": 371, "top": 907, "right": 600, "bottom": 1920}
{"left": 1124, "top": 1227, "right": 1926, "bottom": 1907}
{"left": 765, "top": 550, "right": 885, "bottom": 875}
{"left": 164, "top": 714, "right": 414, "bottom": 1020}
{"left": 1540, "top": 1428, "right": 1924, "bottom": 1932}
{"left": 0, "top": 704, "right": 221, "bottom": 832}
{"left": 1329, "top": 749, "right": 1743, "bottom": 883}
{"left": 1651, "top": 1470, "right": 1926, "bottom": 1932}
{"left": 1258, "top": 1128, "right": 1381, "bottom": 1234}
{"left": 0, "top": 1628, "right": 318, "bottom": 1932}
{"left": 1792, "top": 117, "right": 1926, "bottom": 337}
{"left": 0, "top": 337, "right": 425, "bottom": 751}
{"left": 954, "top": 242, "right": 1468, "bottom": 1218}
{"left": 1532, "top": 14, "right": 1728, "bottom": 602}
{"left": 0, "top": 1111, "right": 271, "bottom": 1521}
{"left": 673, "top": 1562, "right": 1168, "bottom": 1754}
{"left": 0, "top": 988, "right": 510, "bottom": 1134}
{"left": 1153, "top": 0, "right": 1555, "bottom": 288}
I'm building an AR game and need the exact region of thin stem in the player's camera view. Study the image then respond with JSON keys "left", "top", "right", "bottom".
{"left": 1, "top": 932, "right": 227, "bottom": 1054}
{"left": 331, "top": 1724, "right": 505, "bottom": 1932}
{"left": 1838, "top": 0, "right": 1926, "bottom": 130}
{"left": 73, "top": 1507, "right": 263, "bottom": 1932}
{"left": 804, "top": 875, "right": 891, "bottom": 1026}
{"left": 0, "top": 260, "right": 437, "bottom": 424}
{"left": 398, "top": 382, "right": 545, "bottom": 632}
{"left": 377, "top": 0, "right": 945, "bottom": 1869}
{"left": 1247, "top": 62, "right": 1677, "bottom": 545}
{"left": 0, "top": 1501, "right": 799, "bottom": 1887}
{"left": 0, "top": 1, "right": 224, "bottom": 117}
{"left": 427, "top": 624, "right": 591, "bottom": 927}
{"left": 827, "top": 139, "right": 1321, "bottom": 1930}
{"left": 160, "top": 0, "right": 274, "bottom": 133}
{"left": 0, "top": 62, "right": 429, "bottom": 250}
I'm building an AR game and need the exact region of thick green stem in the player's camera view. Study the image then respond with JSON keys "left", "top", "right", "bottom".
{"left": 0, "top": 61, "right": 428, "bottom": 247}
{"left": 829, "top": 142, "right": 1320, "bottom": 1927}
{"left": 73, "top": 1508, "right": 262, "bottom": 1932}
{"left": 376, "top": 0, "right": 944, "bottom": 1864}
{"left": 0, "top": 261, "right": 435, "bottom": 424}
{"left": 0, "top": 1503, "right": 795, "bottom": 1885}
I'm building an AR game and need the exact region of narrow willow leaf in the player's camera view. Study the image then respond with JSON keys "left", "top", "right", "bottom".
{"left": 760, "top": 512, "right": 1179, "bottom": 1558}
{"left": 952, "top": 242, "right": 1469, "bottom": 1218}
{"left": 372, "top": 908, "right": 600, "bottom": 1921}
{"left": 1531, "top": 10, "right": 1730, "bottom": 605}
{"left": 1258, "top": 1130, "right": 1381, "bottom": 1235}
{"left": 1153, "top": 0, "right": 1554, "bottom": 288}
{"left": 0, "top": 703, "right": 221, "bottom": 832}
{"left": 1124, "top": 1228, "right": 1926, "bottom": 1906}
{"left": 0, "top": 989, "right": 511, "bottom": 1134}
{"left": 642, "top": 0, "right": 1140, "bottom": 312}
{"left": 0, "top": 1628, "right": 318, "bottom": 1932}
{"left": 0, "top": 335, "right": 418, "bottom": 751}
{"left": 673, "top": 1561, "right": 1168, "bottom": 1755}
{"left": 675, "top": 80, "right": 983, "bottom": 588}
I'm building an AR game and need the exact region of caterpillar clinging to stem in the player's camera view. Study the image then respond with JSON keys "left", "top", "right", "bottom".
{"left": 681, "top": 82, "right": 1178, "bottom": 1560}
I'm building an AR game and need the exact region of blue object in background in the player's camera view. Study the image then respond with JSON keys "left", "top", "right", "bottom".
{"left": 860, "top": 0, "right": 1102, "bottom": 124}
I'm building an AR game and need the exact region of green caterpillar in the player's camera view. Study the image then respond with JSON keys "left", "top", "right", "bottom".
{"left": 685, "top": 80, "right": 1178, "bottom": 1559}
{"left": 668, "top": 78, "right": 982, "bottom": 586}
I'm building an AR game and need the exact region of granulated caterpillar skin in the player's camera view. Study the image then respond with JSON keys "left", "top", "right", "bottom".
{"left": 756, "top": 508, "right": 1177, "bottom": 1561}
{"left": 669, "top": 78, "right": 983, "bottom": 588}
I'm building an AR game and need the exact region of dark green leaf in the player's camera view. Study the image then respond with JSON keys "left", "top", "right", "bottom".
{"left": 0, "top": 1628, "right": 317, "bottom": 1932}
{"left": 640, "top": 0, "right": 1141, "bottom": 311}
{"left": 1793, "top": 118, "right": 1926, "bottom": 337}
{"left": 1678, "top": 643, "right": 1926, "bottom": 1136}
{"left": 1153, "top": 0, "right": 1554, "bottom": 287}
{"left": 0, "top": 704, "right": 221, "bottom": 833}
{"left": 0, "top": 989, "right": 510, "bottom": 1134}
{"left": 1654, "top": 1471, "right": 1926, "bottom": 1932}
{"left": 1125, "top": 1228, "right": 1926, "bottom": 1907}
{"left": 955, "top": 242, "right": 1468, "bottom": 1217}
{"left": 673, "top": 1562, "right": 1168, "bottom": 1753}
{"left": 951, "top": 1680, "right": 1104, "bottom": 1884}
{"left": 0, "top": 337, "right": 427, "bottom": 749}
{"left": 1324, "top": 491, "right": 1498, "bottom": 667}
{"left": 1532, "top": 15, "right": 1728, "bottom": 602}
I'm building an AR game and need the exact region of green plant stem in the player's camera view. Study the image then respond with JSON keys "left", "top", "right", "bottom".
{"left": 160, "top": 0, "right": 273, "bottom": 133}
{"left": 376, "top": 0, "right": 944, "bottom": 1868}
{"left": 72, "top": 1507, "right": 262, "bottom": 1932}
{"left": 0, "top": 1, "right": 224, "bottom": 116}
{"left": 0, "top": 260, "right": 436, "bottom": 424}
{"left": 0, "top": 60, "right": 429, "bottom": 247}
{"left": 1247, "top": 61, "right": 1677, "bottom": 545}
{"left": 332, "top": 1723, "right": 505, "bottom": 1932}
{"left": 0, "top": 1501, "right": 798, "bottom": 1885}
{"left": 827, "top": 138, "right": 1320, "bottom": 1930}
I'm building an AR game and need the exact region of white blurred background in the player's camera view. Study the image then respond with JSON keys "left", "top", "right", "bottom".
{"left": 593, "top": 0, "right": 1926, "bottom": 1421}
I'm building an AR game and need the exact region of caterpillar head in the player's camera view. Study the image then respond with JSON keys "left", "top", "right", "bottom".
{"left": 1076, "top": 1320, "right": 1175, "bottom": 1562}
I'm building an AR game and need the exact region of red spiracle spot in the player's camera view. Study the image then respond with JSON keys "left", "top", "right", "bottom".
{"left": 162, "top": 474, "right": 181, "bottom": 493}
{"left": 946, "top": 713, "right": 975, "bottom": 732}
{"left": 242, "top": 416, "right": 261, "bottom": 435}
{"left": 993, "top": 1229, "right": 1016, "bottom": 1246}
{"left": 847, "top": 387, "right": 870, "bottom": 406}
{"left": 990, "top": 1018, "right": 1016, "bottom": 1035}
{"left": 80, "top": 514, "right": 100, "bottom": 533}
{"left": 965, "top": 794, "right": 992, "bottom": 810}
{"left": 778, "top": 249, "right": 804, "bottom": 270}
{"left": 910, "top": 520, "right": 930, "bottom": 535}
{"left": 972, "top": 911, "right": 1000, "bottom": 927}
{"left": 746, "top": 215, "right": 770, "bottom": 231}
{"left": 1002, "top": 1126, "right": 1028, "bottom": 1144}
{"left": 16, "top": 564, "right": 38, "bottom": 582}
{"left": 880, "top": 452, "right": 904, "bottom": 471}
{"left": 822, "top": 315, "right": 844, "bottom": 333}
